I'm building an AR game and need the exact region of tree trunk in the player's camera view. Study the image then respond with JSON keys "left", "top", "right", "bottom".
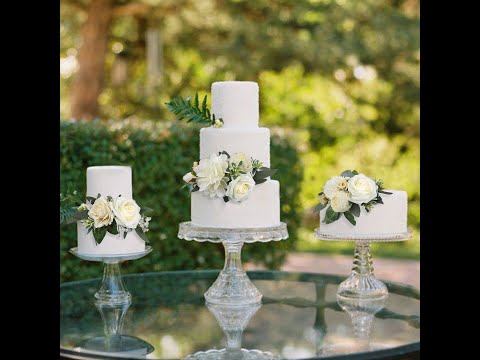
{"left": 70, "top": 0, "right": 114, "bottom": 120}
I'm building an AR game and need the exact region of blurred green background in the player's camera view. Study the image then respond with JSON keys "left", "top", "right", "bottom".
{"left": 60, "top": 0, "right": 419, "bottom": 282}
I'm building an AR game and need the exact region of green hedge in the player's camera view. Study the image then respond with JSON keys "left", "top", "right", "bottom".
{"left": 60, "top": 120, "right": 303, "bottom": 282}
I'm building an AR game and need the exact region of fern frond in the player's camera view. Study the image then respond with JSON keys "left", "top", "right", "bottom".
{"left": 60, "top": 206, "right": 77, "bottom": 225}
{"left": 165, "top": 93, "right": 214, "bottom": 125}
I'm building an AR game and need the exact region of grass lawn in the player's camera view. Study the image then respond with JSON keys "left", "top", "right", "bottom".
{"left": 295, "top": 227, "right": 420, "bottom": 260}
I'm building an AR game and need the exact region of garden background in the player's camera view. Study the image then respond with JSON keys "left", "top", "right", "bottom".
{"left": 60, "top": 0, "right": 419, "bottom": 283}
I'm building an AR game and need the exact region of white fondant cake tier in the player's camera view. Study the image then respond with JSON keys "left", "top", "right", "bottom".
{"left": 87, "top": 166, "right": 132, "bottom": 198}
{"left": 211, "top": 81, "right": 259, "bottom": 128}
{"left": 318, "top": 190, "right": 408, "bottom": 235}
{"left": 77, "top": 222, "right": 145, "bottom": 254}
{"left": 191, "top": 180, "right": 280, "bottom": 228}
{"left": 77, "top": 166, "right": 145, "bottom": 255}
{"left": 200, "top": 127, "right": 270, "bottom": 167}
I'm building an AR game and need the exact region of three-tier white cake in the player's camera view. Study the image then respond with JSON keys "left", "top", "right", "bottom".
{"left": 77, "top": 166, "right": 145, "bottom": 255}
{"left": 190, "top": 81, "right": 281, "bottom": 228}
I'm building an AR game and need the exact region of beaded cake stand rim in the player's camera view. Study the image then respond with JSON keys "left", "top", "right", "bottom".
{"left": 314, "top": 228, "right": 413, "bottom": 242}
{"left": 185, "top": 348, "right": 278, "bottom": 359}
{"left": 178, "top": 221, "right": 288, "bottom": 243}
{"left": 69, "top": 246, "right": 152, "bottom": 262}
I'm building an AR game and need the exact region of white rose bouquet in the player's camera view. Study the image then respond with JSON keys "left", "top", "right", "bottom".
{"left": 64, "top": 194, "right": 152, "bottom": 244}
{"left": 315, "top": 170, "right": 392, "bottom": 226}
{"left": 183, "top": 151, "right": 276, "bottom": 203}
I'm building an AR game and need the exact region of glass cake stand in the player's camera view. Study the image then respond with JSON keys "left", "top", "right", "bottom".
{"left": 76, "top": 299, "right": 155, "bottom": 357}
{"left": 178, "top": 222, "right": 288, "bottom": 305}
{"left": 314, "top": 229, "right": 412, "bottom": 303}
{"left": 184, "top": 302, "right": 278, "bottom": 360}
{"left": 69, "top": 246, "right": 152, "bottom": 305}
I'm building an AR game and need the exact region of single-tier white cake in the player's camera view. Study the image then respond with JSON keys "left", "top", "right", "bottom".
{"left": 191, "top": 81, "right": 281, "bottom": 228}
{"left": 77, "top": 166, "right": 145, "bottom": 255}
{"left": 318, "top": 190, "right": 408, "bottom": 236}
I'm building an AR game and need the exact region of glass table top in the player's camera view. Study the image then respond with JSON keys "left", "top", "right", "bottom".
{"left": 60, "top": 271, "right": 420, "bottom": 360}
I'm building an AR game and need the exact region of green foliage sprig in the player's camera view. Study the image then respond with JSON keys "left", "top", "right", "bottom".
{"left": 165, "top": 93, "right": 224, "bottom": 128}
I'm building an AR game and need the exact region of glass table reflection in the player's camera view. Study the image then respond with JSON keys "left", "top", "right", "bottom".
{"left": 60, "top": 271, "right": 420, "bottom": 360}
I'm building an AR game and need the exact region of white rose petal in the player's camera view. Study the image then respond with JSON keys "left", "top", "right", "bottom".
{"left": 330, "top": 191, "right": 351, "bottom": 212}
{"left": 226, "top": 173, "right": 256, "bottom": 202}
{"left": 348, "top": 174, "right": 378, "bottom": 204}
{"left": 111, "top": 197, "right": 142, "bottom": 229}
{"left": 229, "top": 152, "right": 253, "bottom": 173}
{"left": 183, "top": 172, "right": 195, "bottom": 183}
{"left": 194, "top": 153, "right": 229, "bottom": 198}
{"left": 88, "top": 197, "right": 114, "bottom": 228}
{"left": 323, "top": 176, "right": 349, "bottom": 199}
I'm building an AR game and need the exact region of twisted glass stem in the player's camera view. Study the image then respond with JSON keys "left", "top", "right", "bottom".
{"left": 351, "top": 241, "right": 374, "bottom": 276}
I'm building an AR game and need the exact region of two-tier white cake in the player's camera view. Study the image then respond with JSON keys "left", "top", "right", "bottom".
{"left": 318, "top": 190, "right": 408, "bottom": 236}
{"left": 190, "top": 81, "right": 281, "bottom": 228}
{"left": 77, "top": 166, "right": 145, "bottom": 255}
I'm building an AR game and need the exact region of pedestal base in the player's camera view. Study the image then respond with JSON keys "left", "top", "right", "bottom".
{"left": 205, "top": 269, "right": 262, "bottom": 305}
{"left": 205, "top": 241, "right": 262, "bottom": 305}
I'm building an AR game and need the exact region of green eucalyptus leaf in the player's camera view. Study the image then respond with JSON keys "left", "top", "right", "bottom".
{"left": 352, "top": 170, "right": 359, "bottom": 175}
{"left": 254, "top": 178, "right": 267, "bottom": 185}
{"left": 68, "top": 210, "right": 89, "bottom": 223}
{"left": 93, "top": 227, "right": 107, "bottom": 243}
{"left": 340, "top": 170, "right": 354, "bottom": 177}
{"left": 376, "top": 196, "right": 384, "bottom": 204}
{"left": 314, "top": 202, "right": 327, "bottom": 213}
{"left": 349, "top": 203, "right": 360, "bottom": 217}
{"left": 107, "top": 222, "right": 119, "bottom": 235}
{"left": 135, "top": 227, "right": 149, "bottom": 243}
{"left": 86, "top": 196, "right": 96, "bottom": 203}
{"left": 344, "top": 211, "right": 356, "bottom": 225}
{"left": 379, "top": 190, "right": 393, "bottom": 195}
{"left": 223, "top": 196, "right": 229, "bottom": 203}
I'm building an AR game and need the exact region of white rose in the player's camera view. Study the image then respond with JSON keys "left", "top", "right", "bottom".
{"left": 183, "top": 172, "right": 195, "bottom": 183}
{"left": 88, "top": 197, "right": 114, "bottom": 228}
{"left": 229, "top": 152, "right": 253, "bottom": 173}
{"left": 348, "top": 174, "right": 378, "bottom": 204}
{"left": 226, "top": 173, "right": 256, "bottom": 202}
{"left": 330, "top": 191, "right": 351, "bottom": 212}
{"left": 323, "top": 176, "right": 349, "bottom": 199}
{"left": 194, "top": 153, "right": 229, "bottom": 198}
{"left": 111, "top": 197, "right": 142, "bottom": 229}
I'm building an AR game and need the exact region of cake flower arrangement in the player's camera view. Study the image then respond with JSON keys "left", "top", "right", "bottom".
{"left": 62, "top": 193, "right": 152, "bottom": 243}
{"left": 315, "top": 170, "right": 392, "bottom": 226}
{"left": 183, "top": 151, "right": 276, "bottom": 203}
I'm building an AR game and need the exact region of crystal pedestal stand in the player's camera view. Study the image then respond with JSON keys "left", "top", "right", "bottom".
{"left": 178, "top": 222, "right": 288, "bottom": 305}
{"left": 69, "top": 246, "right": 152, "bottom": 305}
{"left": 314, "top": 230, "right": 412, "bottom": 301}
{"left": 77, "top": 300, "right": 155, "bottom": 356}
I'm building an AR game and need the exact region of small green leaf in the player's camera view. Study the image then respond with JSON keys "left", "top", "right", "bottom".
{"left": 123, "top": 231, "right": 128, "bottom": 239}
{"left": 86, "top": 196, "right": 96, "bottom": 203}
{"left": 67, "top": 210, "right": 89, "bottom": 223}
{"left": 318, "top": 191, "right": 324, "bottom": 196}
{"left": 223, "top": 196, "right": 229, "bottom": 202}
{"left": 350, "top": 203, "right": 360, "bottom": 217}
{"left": 96, "top": 193, "right": 101, "bottom": 199}
{"left": 352, "top": 170, "right": 359, "bottom": 175}
{"left": 323, "top": 206, "right": 341, "bottom": 223}
{"left": 253, "top": 168, "right": 277, "bottom": 181}
{"left": 106, "top": 195, "right": 112, "bottom": 201}
{"left": 93, "top": 227, "right": 107, "bottom": 243}
{"left": 314, "top": 202, "right": 326, "bottom": 213}
{"left": 254, "top": 178, "right": 267, "bottom": 185}
{"left": 344, "top": 211, "right": 356, "bottom": 226}
{"left": 340, "top": 170, "right": 354, "bottom": 177}
{"left": 135, "top": 227, "right": 149, "bottom": 243}
{"left": 141, "top": 207, "right": 154, "bottom": 216}
{"left": 379, "top": 190, "right": 393, "bottom": 195}
{"left": 376, "top": 196, "right": 384, "bottom": 204}
{"left": 191, "top": 185, "right": 200, "bottom": 192}
{"left": 107, "top": 222, "right": 118, "bottom": 235}
{"left": 219, "top": 150, "right": 230, "bottom": 158}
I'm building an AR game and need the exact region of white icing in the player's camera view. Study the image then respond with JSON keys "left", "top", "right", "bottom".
{"left": 191, "top": 180, "right": 280, "bottom": 228}
{"left": 77, "top": 222, "right": 145, "bottom": 254}
{"left": 87, "top": 166, "right": 132, "bottom": 198}
{"left": 77, "top": 166, "right": 145, "bottom": 255}
{"left": 319, "top": 190, "right": 408, "bottom": 235}
{"left": 200, "top": 127, "right": 270, "bottom": 167}
{"left": 211, "top": 81, "right": 259, "bottom": 128}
